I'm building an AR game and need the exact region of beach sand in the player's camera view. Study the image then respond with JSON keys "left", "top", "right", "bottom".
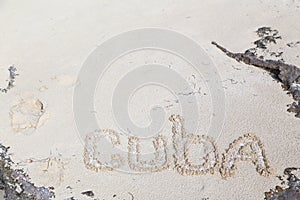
{"left": 0, "top": 0, "right": 300, "bottom": 199}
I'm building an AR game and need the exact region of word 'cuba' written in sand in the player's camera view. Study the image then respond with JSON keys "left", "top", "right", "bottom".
{"left": 84, "top": 115, "right": 272, "bottom": 178}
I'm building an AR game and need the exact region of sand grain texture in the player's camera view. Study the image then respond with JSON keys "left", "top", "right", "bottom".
{"left": 0, "top": 0, "right": 300, "bottom": 199}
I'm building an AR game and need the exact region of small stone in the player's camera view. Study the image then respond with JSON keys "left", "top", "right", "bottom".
{"left": 81, "top": 190, "right": 94, "bottom": 198}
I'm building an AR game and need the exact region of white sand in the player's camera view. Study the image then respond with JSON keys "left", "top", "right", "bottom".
{"left": 0, "top": 0, "right": 300, "bottom": 199}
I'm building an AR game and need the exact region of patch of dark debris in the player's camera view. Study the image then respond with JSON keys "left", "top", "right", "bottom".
{"left": 0, "top": 66, "right": 18, "bottom": 93}
{"left": 254, "top": 27, "right": 282, "bottom": 49}
{"left": 265, "top": 168, "right": 300, "bottom": 200}
{"left": 65, "top": 197, "right": 76, "bottom": 200}
{"left": 212, "top": 27, "right": 300, "bottom": 118}
{"left": 244, "top": 27, "right": 284, "bottom": 61}
{"left": 0, "top": 143, "right": 55, "bottom": 200}
{"left": 287, "top": 41, "right": 300, "bottom": 48}
{"left": 81, "top": 190, "right": 94, "bottom": 198}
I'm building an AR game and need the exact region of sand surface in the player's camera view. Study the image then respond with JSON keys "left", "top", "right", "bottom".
{"left": 0, "top": 0, "right": 300, "bottom": 199}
